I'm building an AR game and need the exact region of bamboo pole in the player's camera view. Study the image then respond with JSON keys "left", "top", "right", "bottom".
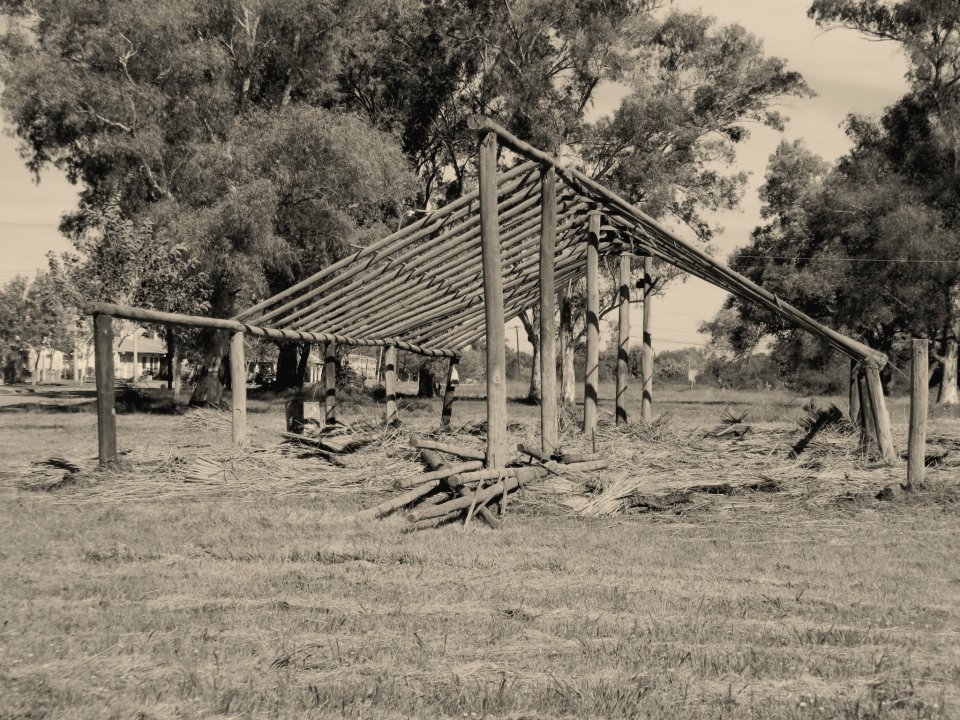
{"left": 324, "top": 340, "right": 337, "bottom": 426}
{"left": 93, "top": 313, "right": 117, "bottom": 465}
{"left": 907, "top": 338, "right": 928, "bottom": 487}
{"left": 849, "top": 358, "right": 860, "bottom": 424}
{"left": 864, "top": 364, "right": 896, "bottom": 464}
{"left": 384, "top": 345, "right": 398, "bottom": 424}
{"left": 539, "top": 164, "right": 559, "bottom": 453}
{"left": 230, "top": 330, "right": 246, "bottom": 446}
{"left": 641, "top": 255, "right": 653, "bottom": 422}
{"left": 411, "top": 435, "right": 486, "bottom": 461}
{"left": 478, "top": 129, "right": 508, "bottom": 469}
{"left": 441, "top": 357, "right": 459, "bottom": 427}
{"left": 616, "top": 251, "right": 631, "bottom": 425}
{"left": 583, "top": 211, "right": 601, "bottom": 434}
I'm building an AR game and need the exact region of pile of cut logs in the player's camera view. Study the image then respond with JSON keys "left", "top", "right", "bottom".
{"left": 357, "top": 434, "right": 608, "bottom": 529}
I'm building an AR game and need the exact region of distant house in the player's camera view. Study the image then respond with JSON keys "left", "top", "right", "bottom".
{"left": 116, "top": 330, "right": 166, "bottom": 380}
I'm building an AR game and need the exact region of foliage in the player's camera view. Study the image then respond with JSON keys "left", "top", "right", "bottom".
{"left": 0, "top": 273, "right": 74, "bottom": 382}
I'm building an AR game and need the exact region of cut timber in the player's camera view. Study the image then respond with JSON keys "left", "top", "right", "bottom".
{"left": 517, "top": 443, "right": 551, "bottom": 462}
{"left": 394, "top": 461, "right": 483, "bottom": 490}
{"left": 478, "top": 128, "right": 508, "bottom": 469}
{"left": 641, "top": 255, "right": 653, "bottom": 422}
{"left": 616, "top": 252, "right": 631, "bottom": 425}
{"left": 355, "top": 481, "right": 441, "bottom": 520}
{"left": 554, "top": 452, "right": 601, "bottom": 464}
{"left": 908, "top": 339, "right": 928, "bottom": 487}
{"left": 419, "top": 449, "right": 501, "bottom": 529}
{"left": 94, "top": 313, "right": 117, "bottom": 466}
{"left": 864, "top": 364, "right": 897, "bottom": 464}
{"left": 230, "top": 330, "right": 246, "bottom": 446}
{"left": 410, "top": 435, "right": 486, "bottom": 461}
{"left": 583, "top": 211, "right": 600, "bottom": 434}
{"left": 539, "top": 164, "right": 559, "bottom": 453}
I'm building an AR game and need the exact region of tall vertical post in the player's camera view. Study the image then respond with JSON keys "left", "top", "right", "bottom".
{"left": 93, "top": 313, "right": 117, "bottom": 465}
{"left": 441, "top": 356, "right": 459, "bottom": 427}
{"left": 324, "top": 340, "right": 337, "bottom": 426}
{"left": 583, "top": 211, "right": 601, "bottom": 434}
{"left": 848, "top": 358, "right": 860, "bottom": 423}
{"left": 478, "top": 129, "right": 507, "bottom": 468}
{"left": 230, "top": 330, "right": 246, "bottom": 446}
{"left": 641, "top": 255, "right": 654, "bottom": 421}
{"left": 384, "top": 344, "right": 398, "bottom": 424}
{"left": 616, "top": 252, "right": 631, "bottom": 425}
{"left": 539, "top": 165, "right": 558, "bottom": 453}
{"left": 908, "top": 338, "right": 928, "bottom": 486}
{"left": 865, "top": 364, "right": 896, "bottom": 463}
{"left": 857, "top": 371, "right": 878, "bottom": 457}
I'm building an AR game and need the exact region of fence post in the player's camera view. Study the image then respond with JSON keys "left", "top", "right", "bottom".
{"left": 230, "top": 330, "right": 246, "bottom": 446}
{"left": 94, "top": 313, "right": 117, "bottom": 465}
{"left": 908, "top": 338, "right": 928, "bottom": 486}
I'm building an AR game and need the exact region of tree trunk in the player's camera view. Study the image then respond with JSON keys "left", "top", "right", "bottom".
{"left": 189, "top": 285, "right": 235, "bottom": 406}
{"left": 519, "top": 310, "right": 541, "bottom": 402}
{"left": 418, "top": 362, "right": 437, "bottom": 398}
{"left": 938, "top": 283, "right": 960, "bottom": 405}
{"left": 275, "top": 343, "right": 299, "bottom": 389}
{"left": 559, "top": 289, "right": 575, "bottom": 405}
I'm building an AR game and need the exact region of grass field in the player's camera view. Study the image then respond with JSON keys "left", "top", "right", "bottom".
{"left": 1, "top": 383, "right": 959, "bottom": 719}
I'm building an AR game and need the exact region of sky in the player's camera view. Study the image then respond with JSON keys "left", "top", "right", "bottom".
{"left": 0, "top": 0, "right": 909, "bottom": 352}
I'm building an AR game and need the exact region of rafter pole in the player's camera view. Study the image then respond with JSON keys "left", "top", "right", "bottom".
{"left": 583, "top": 210, "right": 601, "bottom": 435}
{"left": 539, "top": 164, "right": 559, "bottom": 453}
{"left": 478, "top": 129, "right": 507, "bottom": 469}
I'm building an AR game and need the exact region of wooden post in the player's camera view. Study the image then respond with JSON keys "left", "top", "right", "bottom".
{"left": 864, "top": 364, "right": 897, "bottom": 464}
{"left": 324, "top": 340, "right": 337, "bottom": 426}
{"left": 848, "top": 358, "right": 860, "bottom": 424}
{"left": 384, "top": 344, "right": 398, "bottom": 424}
{"left": 616, "top": 252, "right": 631, "bottom": 425}
{"left": 539, "top": 164, "right": 559, "bottom": 453}
{"left": 230, "top": 330, "right": 246, "bottom": 445}
{"left": 908, "top": 338, "right": 928, "bottom": 486}
{"left": 857, "top": 370, "right": 878, "bottom": 457}
{"left": 583, "top": 211, "right": 600, "bottom": 434}
{"left": 441, "top": 356, "right": 459, "bottom": 427}
{"left": 93, "top": 313, "right": 117, "bottom": 465}
{"left": 166, "top": 326, "right": 181, "bottom": 405}
{"left": 478, "top": 129, "right": 507, "bottom": 468}
{"left": 641, "top": 255, "right": 653, "bottom": 421}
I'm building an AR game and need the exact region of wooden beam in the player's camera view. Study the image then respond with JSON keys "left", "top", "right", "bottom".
{"left": 583, "top": 211, "right": 600, "bottom": 434}
{"left": 384, "top": 345, "right": 398, "bottom": 424}
{"left": 324, "top": 340, "right": 337, "bottom": 426}
{"left": 93, "top": 313, "right": 117, "bottom": 466}
{"left": 616, "top": 252, "right": 631, "bottom": 425}
{"left": 441, "top": 356, "right": 459, "bottom": 427}
{"left": 849, "top": 358, "right": 860, "bottom": 423}
{"left": 641, "top": 254, "right": 653, "bottom": 422}
{"left": 478, "top": 129, "right": 508, "bottom": 469}
{"left": 230, "top": 330, "right": 246, "bottom": 446}
{"left": 908, "top": 338, "right": 928, "bottom": 487}
{"left": 864, "top": 364, "right": 897, "bottom": 464}
{"left": 540, "top": 164, "right": 559, "bottom": 453}
{"left": 81, "top": 303, "right": 458, "bottom": 359}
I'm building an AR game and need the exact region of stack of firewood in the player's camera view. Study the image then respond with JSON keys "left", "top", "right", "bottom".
{"left": 356, "top": 434, "right": 608, "bottom": 529}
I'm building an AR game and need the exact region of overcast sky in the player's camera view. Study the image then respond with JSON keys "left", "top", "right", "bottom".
{"left": 0, "top": 0, "right": 909, "bottom": 350}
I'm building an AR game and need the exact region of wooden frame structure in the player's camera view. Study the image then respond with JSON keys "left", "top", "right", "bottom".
{"left": 86, "top": 116, "right": 897, "bottom": 467}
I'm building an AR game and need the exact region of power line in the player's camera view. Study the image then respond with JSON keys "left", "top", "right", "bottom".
{"left": 0, "top": 221, "right": 60, "bottom": 228}
{"left": 732, "top": 255, "right": 960, "bottom": 265}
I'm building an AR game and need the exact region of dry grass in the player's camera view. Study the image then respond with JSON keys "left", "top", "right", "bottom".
{"left": 1, "top": 388, "right": 959, "bottom": 719}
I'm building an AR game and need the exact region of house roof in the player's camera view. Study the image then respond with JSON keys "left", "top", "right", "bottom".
{"left": 117, "top": 334, "right": 166, "bottom": 355}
